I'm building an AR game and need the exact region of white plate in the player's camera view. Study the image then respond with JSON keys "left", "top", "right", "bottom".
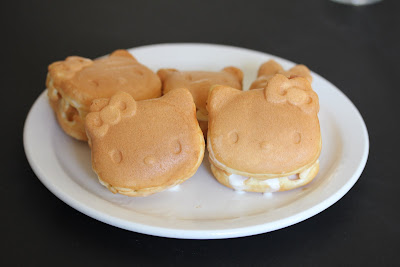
{"left": 23, "top": 43, "right": 369, "bottom": 239}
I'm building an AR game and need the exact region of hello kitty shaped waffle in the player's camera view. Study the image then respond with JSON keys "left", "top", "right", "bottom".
{"left": 46, "top": 49, "right": 161, "bottom": 141}
{"left": 207, "top": 74, "right": 321, "bottom": 193}
{"left": 157, "top": 67, "right": 243, "bottom": 136}
{"left": 85, "top": 88, "right": 205, "bottom": 197}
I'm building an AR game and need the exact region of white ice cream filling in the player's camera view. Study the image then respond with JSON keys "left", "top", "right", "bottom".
{"left": 228, "top": 174, "right": 284, "bottom": 193}
{"left": 227, "top": 161, "right": 318, "bottom": 194}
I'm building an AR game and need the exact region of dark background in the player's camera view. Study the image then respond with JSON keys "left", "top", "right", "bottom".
{"left": 2, "top": 0, "right": 399, "bottom": 266}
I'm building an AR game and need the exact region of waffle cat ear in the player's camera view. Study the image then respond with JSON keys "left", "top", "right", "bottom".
{"left": 264, "top": 74, "right": 319, "bottom": 114}
{"left": 286, "top": 65, "right": 312, "bottom": 83}
{"left": 257, "top": 60, "right": 284, "bottom": 77}
{"left": 258, "top": 60, "right": 312, "bottom": 82}
{"left": 157, "top": 68, "right": 178, "bottom": 83}
{"left": 110, "top": 49, "right": 137, "bottom": 61}
{"left": 207, "top": 85, "right": 242, "bottom": 114}
{"left": 48, "top": 56, "right": 93, "bottom": 80}
{"left": 222, "top": 66, "right": 243, "bottom": 84}
{"left": 161, "top": 88, "right": 196, "bottom": 117}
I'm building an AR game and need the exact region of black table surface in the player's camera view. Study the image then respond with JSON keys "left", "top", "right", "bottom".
{"left": 2, "top": 0, "right": 399, "bottom": 265}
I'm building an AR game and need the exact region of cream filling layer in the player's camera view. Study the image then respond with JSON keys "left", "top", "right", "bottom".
{"left": 208, "top": 136, "right": 321, "bottom": 179}
{"left": 228, "top": 160, "right": 318, "bottom": 193}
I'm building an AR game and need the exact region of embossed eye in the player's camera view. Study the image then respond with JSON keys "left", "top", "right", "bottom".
{"left": 293, "top": 132, "right": 301, "bottom": 144}
{"left": 110, "top": 149, "right": 123, "bottom": 163}
{"left": 228, "top": 131, "right": 239, "bottom": 144}
{"left": 172, "top": 140, "right": 182, "bottom": 154}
